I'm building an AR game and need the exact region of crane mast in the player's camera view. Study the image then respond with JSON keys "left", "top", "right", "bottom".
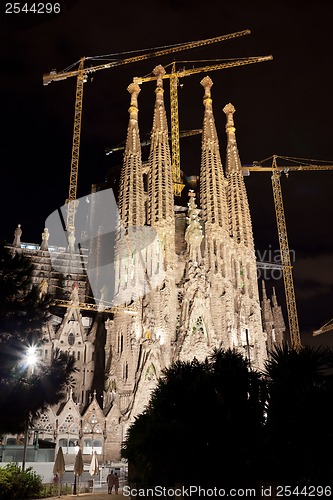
{"left": 245, "top": 155, "right": 333, "bottom": 348}
{"left": 170, "top": 62, "right": 183, "bottom": 196}
{"left": 271, "top": 156, "right": 301, "bottom": 348}
{"left": 66, "top": 57, "right": 85, "bottom": 237}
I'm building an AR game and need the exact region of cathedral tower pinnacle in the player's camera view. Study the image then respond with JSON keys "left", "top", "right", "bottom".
{"left": 147, "top": 65, "right": 175, "bottom": 266}
{"left": 118, "top": 82, "right": 145, "bottom": 229}
{"left": 200, "top": 76, "right": 228, "bottom": 233}
{"left": 114, "top": 82, "right": 145, "bottom": 304}
{"left": 223, "top": 103, "right": 254, "bottom": 248}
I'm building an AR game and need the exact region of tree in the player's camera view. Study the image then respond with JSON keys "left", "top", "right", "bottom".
{"left": 0, "top": 244, "right": 76, "bottom": 434}
{"left": 122, "top": 341, "right": 333, "bottom": 487}
{"left": 122, "top": 349, "right": 266, "bottom": 488}
{"left": 263, "top": 343, "right": 333, "bottom": 483}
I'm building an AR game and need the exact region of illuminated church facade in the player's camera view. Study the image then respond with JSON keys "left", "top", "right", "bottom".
{"left": 3, "top": 67, "right": 285, "bottom": 465}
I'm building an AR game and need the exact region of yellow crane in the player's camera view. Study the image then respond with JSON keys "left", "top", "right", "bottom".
{"left": 43, "top": 29, "right": 255, "bottom": 239}
{"left": 133, "top": 54, "right": 273, "bottom": 196}
{"left": 244, "top": 155, "right": 333, "bottom": 348}
{"left": 51, "top": 298, "right": 138, "bottom": 316}
{"left": 105, "top": 128, "right": 202, "bottom": 155}
{"left": 313, "top": 318, "right": 333, "bottom": 337}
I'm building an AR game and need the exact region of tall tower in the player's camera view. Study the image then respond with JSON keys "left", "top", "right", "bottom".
{"left": 105, "top": 66, "right": 178, "bottom": 432}
{"left": 224, "top": 103, "right": 254, "bottom": 248}
{"left": 139, "top": 64, "right": 178, "bottom": 355}
{"left": 147, "top": 65, "right": 176, "bottom": 268}
{"left": 175, "top": 76, "right": 230, "bottom": 362}
{"left": 117, "top": 82, "right": 145, "bottom": 229}
{"left": 223, "top": 102, "right": 267, "bottom": 368}
{"left": 113, "top": 82, "right": 146, "bottom": 305}
{"left": 105, "top": 82, "right": 146, "bottom": 419}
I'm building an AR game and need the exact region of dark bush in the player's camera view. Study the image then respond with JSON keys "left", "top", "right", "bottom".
{"left": 0, "top": 463, "right": 42, "bottom": 499}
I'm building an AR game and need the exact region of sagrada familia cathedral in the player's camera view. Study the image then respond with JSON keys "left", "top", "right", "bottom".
{"left": 4, "top": 66, "right": 285, "bottom": 465}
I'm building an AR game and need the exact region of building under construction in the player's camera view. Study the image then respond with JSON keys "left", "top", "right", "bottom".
{"left": 4, "top": 67, "right": 286, "bottom": 466}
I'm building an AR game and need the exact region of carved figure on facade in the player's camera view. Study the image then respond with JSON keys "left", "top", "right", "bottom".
{"left": 185, "top": 190, "right": 203, "bottom": 263}
{"left": 39, "top": 278, "right": 49, "bottom": 299}
{"left": 13, "top": 224, "right": 22, "bottom": 247}
{"left": 41, "top": 227, "right": 49, "bottom": 251}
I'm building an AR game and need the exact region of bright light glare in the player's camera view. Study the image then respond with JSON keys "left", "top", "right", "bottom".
{"left": 26, "top": 346, "right": 37, "bottom": 369}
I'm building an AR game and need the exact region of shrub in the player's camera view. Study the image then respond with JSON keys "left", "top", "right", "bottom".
{"left": 0, "top": 464, "right": 42, "bottom": 499}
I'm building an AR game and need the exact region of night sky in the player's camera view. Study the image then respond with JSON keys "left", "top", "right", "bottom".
{"left": 1, "top": 0, "right": 332, "bottom": 347}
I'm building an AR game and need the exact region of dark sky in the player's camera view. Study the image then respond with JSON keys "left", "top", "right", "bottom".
{"left": 1, "top": 0, "right": 332, "bottom": 347}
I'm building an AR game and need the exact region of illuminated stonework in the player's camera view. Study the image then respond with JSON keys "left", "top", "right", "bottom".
{"left": 103, "top": 68, "right": 285, "bottom": 457}
{"left": 4, "top": 69, "right": 284, "bottom": 465}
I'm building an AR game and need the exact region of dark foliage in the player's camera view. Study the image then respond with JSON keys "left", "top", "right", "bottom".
{"left": 122, "top": 343, "right": 333, "bottom": 488}
{"left": 0, "top": 244, "right": 76, "bottom": 433}
{"left": 122, "top": 348, "right": 266, "bottom": 488}
{"left": 0, "top": 463, "right": 42, "bottom": 500}
{"left": 262, "top": 342, "right": 333, "bottom": 483}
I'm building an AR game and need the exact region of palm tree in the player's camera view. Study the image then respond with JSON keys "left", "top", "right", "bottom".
{"left": 122, "top": 349, "right": 266, "bottom": 489}
{"left": 208, "top": 348, "right": 266, "bottom": 487}
{"left": 263, "top": 343, "right": 333, "bottom": 483}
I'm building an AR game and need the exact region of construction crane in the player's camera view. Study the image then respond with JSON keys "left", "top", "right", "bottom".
{"left": 133, "top": 54, "right": 273, "bottom": 196}
{"left": 313, "top": 318, "right": 333, "bottom": 336}
{"left": 51, "top": 298, "right": 138, "bottom": 316}
{"left": 43, "top": 29, "right": 254, "bottom": 240}
{"left": 105, "top": 128, "right": 202, "bottom": 155}
{"left": 244, "top": 155, "right": 333, "bottom": 348}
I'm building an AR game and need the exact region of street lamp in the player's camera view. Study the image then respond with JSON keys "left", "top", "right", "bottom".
{"left": 26, "top": 346, "right": 38, "bottom": 374}
{"left": 73, "top": 443, "right": 80, "bottom": 495}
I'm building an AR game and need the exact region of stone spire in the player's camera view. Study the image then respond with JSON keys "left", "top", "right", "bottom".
{"left": 199, "top": 76, "right": 228, "bottom": 232}
{"left": 117, "top": 82, "right": 145, "bottom": 230}
{"left": 261, "top": 281, "right": 285, "bottom": 352}
{"left": 147, "top": 65, "right": 174, "bottom": 225}
{"left": 271, "top": 286, "right": 286, "bottom": 345}
{"left": 114, "top": 82, "right": 146, "bottom": 304}
{"left": 261, "top": 280, "right": 274, "bottom": 329}
{"left": 223, "top": 103, "right": 254, "bottom": 248}
{"left": 147, "top": 65, "right": 175, "bottom": 264}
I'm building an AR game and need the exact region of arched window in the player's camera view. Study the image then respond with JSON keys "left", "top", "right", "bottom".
{"left": 145, "top": 363, "right": 156, "bottom": 381}
{"left": 192, "top": 316, "right": 207, "bottom": 338}
{"left": 6, "top": 438, "right": 17, "bottom": 445}
{"left": 83, "top": 439, "right": 92, "bottom": 454}
{"left": 93, "top": 439, "right": 103, "bottom": 455}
